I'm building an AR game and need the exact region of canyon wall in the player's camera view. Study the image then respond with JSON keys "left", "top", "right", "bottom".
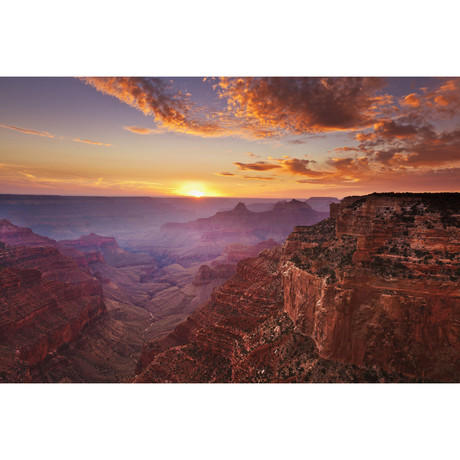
{"left": 0, "top": 240, "right": 106, "bottom": 382}
{"left": 136, "top": 193, "right": 459, "bottom": 382}
{"left": 282, "top": 193, "right": 459, "bottom": 381}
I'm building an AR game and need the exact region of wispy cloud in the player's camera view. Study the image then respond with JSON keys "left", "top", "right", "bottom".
{"left": 81, "top": 77, "right": 226, "bottom": 138}
{"left": 242, "top": 175, "right": 275, "bottom": 180}
{"left": 72, "top": 138, "right": 111, "bottom": 147}
{"left": 0, "top": 162, "right": 171, "bottom": 194}
{"left": 0, "top": 124, "right": 55, "bottom": 138}
{"left": 123, "top": 125, "right": 166, "bottom": 135}
{"left": 234, "top": 161, "right": 281, "bottom": 171}
{"left": 1, "top": 123, "right": 111, "bottom": 147}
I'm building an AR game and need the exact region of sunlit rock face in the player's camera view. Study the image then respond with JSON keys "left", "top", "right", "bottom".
{"left": 135, "top": 193, "right": 459, "bottom": 383}
{"left": 282, "top": 193, "right": 460, "bottom": 381}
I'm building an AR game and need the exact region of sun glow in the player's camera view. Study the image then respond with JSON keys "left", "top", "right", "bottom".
{"left": 188, "top": 190, "right": 205, "bottom": 197}
{"left": 174, "top": 181, "right": 225, "bottom": 198}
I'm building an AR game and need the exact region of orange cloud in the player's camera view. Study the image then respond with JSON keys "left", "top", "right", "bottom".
{"left": 277, "top": 157, "right": 324, "bottom": 177}
{"left": 355, "top": 131, "right": 375, "bottom": 142}
{"left": 334, "top": 146, "right": 360, "bottom": 153}
{"left": 215, "top": 172, "right": 235, "bottom": 176}
{"left": 401, "top": 93, "right": 420, "bottom": 108}
{"left": 79, "top": 77, "right": 460, "bottom": 157}
{"left": 80, "top": 77, "right": 400, "bottom": 140}
{"left": 242, "top": 175, "right": 275, "bottom": 180}
{"left": 399, "top": 79, "right": 460, "bottom": 116}
{"left": 434, "top": 95, "right": 450, "bottom": 107}
{"left": 72, "top": 138, "right": 111, "bottom": 147}
{"left": 0, "top": 123, "right": 113, "bottom": 147}
{"left": 373, "top": 120, "right": 418, "bottom": 139}
{"left": 123, "top": 125, "right": 165, "bottom": 135}
{"left": 217, "top": 77, "right": 390, "bottom": 136}
{"left": 81, "top": 77, "right": 225, "bottom": 138}
{"left": 0, "top": 124, "right": 55, "bottom": 138}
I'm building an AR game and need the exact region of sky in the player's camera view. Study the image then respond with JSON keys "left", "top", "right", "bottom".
{"left": 0, "top": 77, "right": 459, "bottom": 198}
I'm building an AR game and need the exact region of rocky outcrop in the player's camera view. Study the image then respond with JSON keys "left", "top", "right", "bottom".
{"left": 0, "top": 219, "right": 56, "bottom": 247}
{"left": 305, "top": 196, "right": 340, "bottom": 212}
{"left": 213, "top": 239, "right": 279, "bottom": 264}
{"left": 0, "top": 221, "right": 114, "bottom": 381}
{"left": 135, "top": 193, "right": 459, "bottom": 382}
{"left": 0, "top": 244, "right": 106, "bottom": 382}
{"left": 59, "top": 233, "right": 153, "bottom": 267}
{"left": 192, "top": 264, "right": 236, "bottom": 286}
{"left": 135, "top": 247, "right": 409, "bottom": 382}
{"left": 134, "top": 248, "right": 285, "bottom": 380}
{"left": 283, "top": 193, "right": 459, "bottom": 381}
{"left": 0, "top": 219, "right": 107, "bottom": 270}
{"left": 163, "top": 199, "right": 327, "bottom": 238}
{"left": 153, "top": 200, "right": 328, "bottom": 265}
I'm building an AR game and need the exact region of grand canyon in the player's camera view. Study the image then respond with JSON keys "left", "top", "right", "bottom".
{"left": 3, "top": 3, "right": 460, "bottom": 456}
{"left": 0, "top": 192, "right": 458, "bottom": 382}
{"left": 1, "top": 77, "right": 459, "bottom": 384}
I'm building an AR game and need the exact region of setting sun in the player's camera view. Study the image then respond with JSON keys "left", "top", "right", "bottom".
{"left": 175, "top": 182, "right": 215, "bottom": 197}
{"left": 188, "top": 190, "right": 205, "bottom": 197}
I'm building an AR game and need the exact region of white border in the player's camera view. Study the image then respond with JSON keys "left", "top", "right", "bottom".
{"left": 2, "top": 0, "right": 460, "bottom": 77}
{"left": 1, "top": 1, "right": 458, "bottom": 458}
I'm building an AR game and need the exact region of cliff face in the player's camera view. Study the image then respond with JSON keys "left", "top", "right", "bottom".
{"left": 135, "top": 193, "right": 459, "bottom": 382}
{"left": 0, "top": 221, "right": 162, "bottom": 382}
{"left": 135, "top": 247, "right": 409, "bottom": 382}
{"left": 0, "top": 243, "right": 106, "bottom": 382}
{"left": 0, "top": 219, "right": 56, "bottom": 247}
{"left": 282, "top": 193, "right": 460, "bottom": 381}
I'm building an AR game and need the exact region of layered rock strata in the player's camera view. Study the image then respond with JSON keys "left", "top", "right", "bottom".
{"left": 135, "top": 193, "right": 459, "bottom": 382}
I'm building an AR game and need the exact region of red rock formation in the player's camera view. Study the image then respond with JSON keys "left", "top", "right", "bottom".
{"left": 0, "top": 219, "right": 56, "bottom": 247}
{"left": 214, "top": 239, "right": 279, "bottom": 264}
{"left": 134, "top": 248, "right": 285, "bottom": 380}
{"left": 135, "top": 193, "right": 459, "bottom": 382}
{"left": 59, "top": 233, "right": 153, "bottom": 267}
{"left": 135, "top": 247, "right": 409, "bottom": 382}
{"left": 162, "top": 200, "right": 327, "bottom": 237}
{"left": 0, "top": 222, "right": 108, "bottom": 382}
{"left": 0, "top": 246, "right": 106, "bottom": 382}
{"left": 0, "top": 219, "right": 106, "bottom": 269}
{"left": 282, "top": 193, "right": 460, "bottom": 381}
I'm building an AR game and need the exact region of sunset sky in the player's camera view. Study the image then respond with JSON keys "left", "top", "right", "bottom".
{"left": 1, "top": 77, "right": 459, "bottom": 198}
